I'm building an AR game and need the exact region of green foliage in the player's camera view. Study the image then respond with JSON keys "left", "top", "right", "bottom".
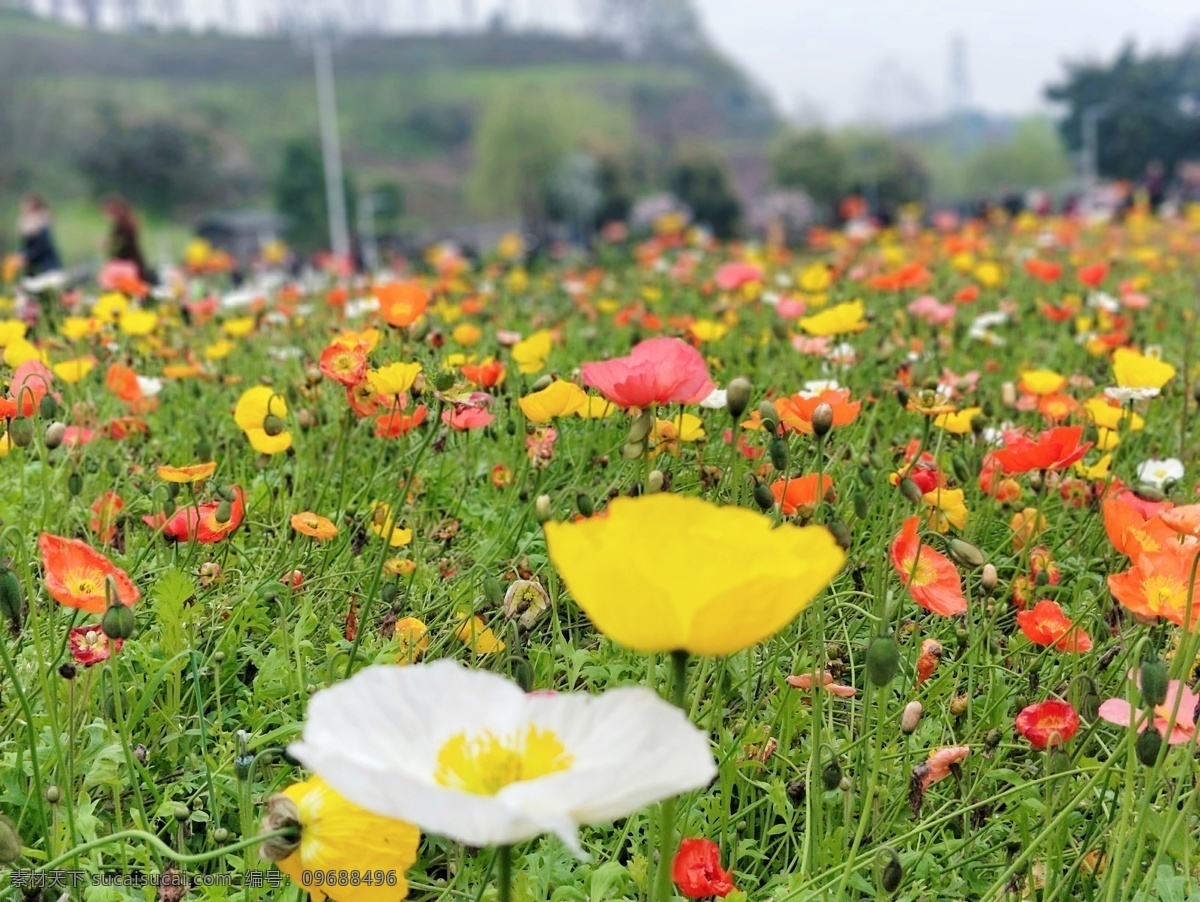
{"left": 272, "top": 139, "right": 356, "bottom": 253}
{"left": 771, "top": 129, "right": 848, "bottom": 207}
{"left": 1046, "top": 38, "right": 1200, "bottom": 179}
{"left": 668, "top": 151, "right": 741, "bottom": 238}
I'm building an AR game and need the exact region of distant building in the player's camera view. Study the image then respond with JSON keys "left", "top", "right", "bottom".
{"left": 194, "top": 210, "right": 286, "bottom": 266}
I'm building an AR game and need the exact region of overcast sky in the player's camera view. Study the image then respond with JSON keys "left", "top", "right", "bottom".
{"left": 695, "top": 0, "right": 1200, "bottom": 124}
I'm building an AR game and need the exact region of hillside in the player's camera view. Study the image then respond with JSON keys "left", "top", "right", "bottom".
{"left": 0, "top": 9, "right": 777, "bottom": 257}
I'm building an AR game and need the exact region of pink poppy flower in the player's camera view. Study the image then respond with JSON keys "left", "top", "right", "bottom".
{"left": 791, "top": 335, "right": 831, "bottom": 356}
{"left": 99, "top": 260, "right": 145, "bottom": 294}
{"left": 1121, "top": 292, "right": 1151, "bottom": 311}
{"left": 9, "top": 359, "right": 56, "bottom": 415}
{"left": 715, "top": 262, "right": 763, "bottom": 292}
{"left": 442, "top": 406, "right": 495, "bottom": 430}
{"left": 775, "top": 297, "right": 807, "bottom": 319}
{"left": 581, "top": 336, "right": 715, "bottom": 410}
{"left": 786, "top": 670, "right": 857, "bottom": 698}
{"left": 914, "top": 745, "right": 970, "bottom": 791}
{"left": 1098, "top": 671, "right": 1200, "bottom": 746}
{"left": 907, "top": 295, "right": 956, "bottom": 326}
{"left": 62, "top": 427, "right": 98, "bottom": 446}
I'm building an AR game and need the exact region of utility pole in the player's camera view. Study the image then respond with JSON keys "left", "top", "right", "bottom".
{"left": 1081, "top": 103, "right": 1107, "bottom": 205}
{"left": 312, "top": 35, "right": 351, "bottom": 261}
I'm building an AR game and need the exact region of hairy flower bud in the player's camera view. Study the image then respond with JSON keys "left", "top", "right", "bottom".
{"left": 898, "top": 477, "right": 924, "bottom": 506}
{"left": 726, "top": 376, "right": 752, "bottom": 419}
{"left": 900, "top": 700, "right": 923, "bottom": 734}
{"left": 948, "top": 539, "right": 986, "bottom": 570}
{"left": 756, "top": 400, "right": 779, "bottom": 434}
{"left": 43, "top": 421, "right": 66, "bottom": 449}
{"left": 811, "top": 402, "right": 835, "bottom": 438}
{"left": 646, "top": 469, "right": 665, "bottom": 494}
{"left": 534, "top": 494, "right": 552, "bottom": 524}
{"left": 981, "top": 563, "right": 998, "bottom": 596}
{"left": 262, "top": 414, "right": 285, "bottom": 437}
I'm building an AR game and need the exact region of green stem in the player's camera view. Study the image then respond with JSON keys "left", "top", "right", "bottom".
{"left": 496, "top": 845, "right": 513, "bottom": 902}
{"left": 33, "top": 827, "right": 294, "bottom": 873}
{"left": 652, "top": 650, "right": 689, "bottom": 902}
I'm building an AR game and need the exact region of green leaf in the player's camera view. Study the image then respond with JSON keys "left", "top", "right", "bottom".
{"left": 153, "top": 566, "right": 196, "bottom": 655}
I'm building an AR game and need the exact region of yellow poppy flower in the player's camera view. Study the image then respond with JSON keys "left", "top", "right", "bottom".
{"left": 53, "top": 357, "right": 95, "bottom": 384}
{"left": 797, "top": 262, "right": 833, "bottom": 293}
{"left": 519, "top": 380, "right": 587, "bottom": 423}
{"left": 933, "top": 407, "right": 982, "bottom": 435}
{"left": 511, "top": 330, "right": 553, "bottom": 374}
{"left": 157, "top": 462, "right": 217, "bottom": 484}
{"left": 5, "top": 339, "right": 48, "bottom": 367}
{"left": 334, "top": 327, "right": 380, "bottom": 352}
{"left": 265, "top": 776, "right": 419, "bottom": 902}
{"left": 392, "top": 616, "right": 429, "bottom": 664}
{"left": 452, "top": 323, "right": 482, "bottom": 346}
{"left": 922, "top": 487, "right": 968, "bottom": 533}
{"left": 689, "top": 319, "right": 728, "bottom": 343}
{"left": 1075, "top": 454, "right": 1112, "bottom": 480}
{"left": 369, "top": 503, "right": 412, "bottom": 547}
{"left": 367, "top": 362, "right": 423, "bottom": 397}
{"left": 453, "top": 613, "right": 505, "bottom": 655}
{"left": 119, "top": 309, "right": 158, "bottom": 336}
{"left": 0, "top": 320, "right": 27, "bottom": 347}
{"left": 576, "top": 396, "right": 615, "bottom": 419}
{"left": 799, "top": 300, "right": 867, "bottom": 337}
{"left": 224, "top": 316, "right": 256, "bottom": 338}
{"left": 1112, "top": 347, "right": 1175, "bottom": 390}
{"left": 543, "top": 493, "right": 845, "bottom": 655}
{"left": 1019, "top": 370, "right": 1065, "bottom": 396}
{"left": 92, "top": 292, "right": 129, "bottom": 322}
{"left": 204, "top": 340, "right": 235, "bottom": 361}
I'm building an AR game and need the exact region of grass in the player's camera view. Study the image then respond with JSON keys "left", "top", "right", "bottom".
{"left": 0, "top": 209, "right": 1197, "bottom": 900}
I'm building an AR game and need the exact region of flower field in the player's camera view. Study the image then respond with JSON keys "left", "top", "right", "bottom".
{"left": 2, "top": 210, "right": 1200, "bottom": 901}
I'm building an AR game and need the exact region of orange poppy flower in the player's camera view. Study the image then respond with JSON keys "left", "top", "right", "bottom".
{"left": 1010, "top": 507, "right": 1047, "bottom": 552}
{"left": 991, "top": 426, "right": 1091, "bottom": 474}
{"left": 1023, "top": 259, "right": 1062, "bottom": 282}
{"left": 769, "top": 474, "right": 834, "bottom": 516}
{"left": 374, "top": 405, "right": 428, "bottom": 438}
{"left": 39, "top": 533, "right": 139, "bottom": 613}
{"left": 1016, "top": 600, "right": 1092, "bottom": 652}
{"left": 157, "top": 462, "right": 217, "bottom": 484}
{"left": 774, "top": 389, "right": 861, "bottom": 435}
{"left": 1107, "top": 545, "right": 1200, "bottom": 628}
{"left": 1102, "top": 493, "right": 1181, "bottom": 560}
{"left": 1015, "top": 699, "right": 1079, "bottom": 749}
{"left": 105, "top": 416, "right": 150, "bottom": 440}
{"left": 319, "top": 341, "right": 368, "bottom": 387}
{"left": 290, "top": 511, "right": 339, "bottom": 541}
{"left": 158, "top": 487, "right": 246, "bottom": 544}
{"left": 1160, "top": 504, "right": 1200, "bottom": 538}
{"left": 1077, "top": 262, "right": 1109, "bottom": 287}
{"left": 89, "top": 493, "right": 124, "bottom": 544}
{"left": 890, "top": 516, "right": 967, "bottom": 616}
{"left": 105, "top": 363, "right": 143, "bottom": 404}
{"left": 461, "top": 359, "right": 507, "bottom": 389}
{"left": 375, "top": 281, "right": 429, "bottom": 328}
{"left": 1035, "top": 393, "right": 1079, "bottom": 423}
{"left": 916, "top": 637, "right": 943, "bottom": 686}
{"left": 346, "top": 380, "right": 383, "bottom": 418}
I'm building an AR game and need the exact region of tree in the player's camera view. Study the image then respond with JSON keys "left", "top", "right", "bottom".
{"left": 840, "top": 130, "right": 930, "bottom": 213}
{"left": 273, "top": 139, "right": 356, "bottom": 253}
{"left": 962, "top": 118, "right": 1072, "bottom": 196}
{"left": 1046, "top": 39, "right": 1200, "bottom": 179}
{"left": 668, "top": 151, "right": 741, "bottom": 239}
{"left": 770, "top": 129, "right": 847, "bottom": 208}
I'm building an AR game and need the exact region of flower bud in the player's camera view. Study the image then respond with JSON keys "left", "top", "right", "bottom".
{"left": 900, "top": 700, "right": 922, "bottom": 734}
{"left": 947, "top": 539, "right": 986, "bottom": 570}
{"left": 769, "top": 437, "right": 789, "bottom": 471}
{"left": 576, "top": 493, "right": 595, "bottom": 517}
{"left": 67, "top": 470, "right": 83, "bottom": 495}
{"left": 535, "top": 494, "right": 552, "bottom": 523}
{"left": 621, "top": 441, "right": 644, "bottom": 460}
{"left": 726, "top": 376, "right": 752, "bottom": 419}
{"left": 821, "top": 759, "right": 842, "bottom": 791}
{"left": 214, "top": 500, "right": 233, "bottom": 525}
{"left": 646, "top": 469, "right": 664, "bottom": 494}
{"left": 877, "top": 847, "right": 902, "bottom": 894}
{"left": 898, "top": 477, "right": 924, "bottom": 505}
{"left": 753, "top": 480, "right": 776, "bottom": 512}
{"left": 950, "top": 454, "right": 971, "bottom": 485}
{"left": 866, "top": 635, "right": 900, "bottom": 686}
{"left": 1001, "top": 381, "right": 1017, "bottom": 408}
{"left": 0, "top": 814, "right": 22, "bottom": 864}
{"left": 756, "top": 400, "right": 779, "bottom": 433}
{"left": 43, "top": 421, "right": 66, "bottom": 449}
{"left": 263, "top": 414, "right": 285, "bottom": 437}
{"left": 1140, "top": 658, "right": 1169, "bottom": 708}
{"left": 296, "top": 409, "right": 314, "bottom": 430}
{"left": 811, "top": 402, "right": 835, "bottom": 438}
{"left": 39, "top": 393, "right": 57, "bottom": 419}
{"left": 1136, "top": 727, "right": 1163, "bottom": 766}
{"left": 529, "top": 374, "right": 554, "bottom": 393}
{"left": 258, "top": 794, "right": 302, "bottom": 862}
{"left": 981, "top": 563, "right": 998, "bottom": 596}
{"left": 101, "top": 601, "right": 136, "bottom": 641}
{"left": 44, "top": 785, "right": 60, "bottom": 804}
{"left": 853, "top": 491, "right": 869, "bottom": 519}
{"left": 627, "top": 409, "right": 655, "bottom": 444}
{"left": 7, "top": 417, "right": 32, "bottom": 447}
{"left": 0, "top": 568, "right": 22, "bottom": 630}
{"left": 949, "top": 693, "right": 969, "bottom": 717}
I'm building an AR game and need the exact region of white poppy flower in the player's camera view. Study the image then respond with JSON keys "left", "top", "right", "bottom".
{"left": 1104, "top": 386, "right": 1160, "bottom": 402}
{"left": 135, "top": 376, "right": 163, "bottom": 397}
{"left": 344, "top": 297, "right": 380, "bottom": 318}
{"left": 1137, "top": 458, "right": 1184, "bottom": 490}
{"left": 800, "top": 380, "right": 840, "bottom": 397}
{"left": 290, "top": 660, "right": 716, "bottom": 858}
{"left": 699, "top": 388, "right": 727, "bottom": 410}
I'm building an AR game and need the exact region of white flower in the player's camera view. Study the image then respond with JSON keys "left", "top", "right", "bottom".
{"left": 290, "top": 660, "right": 716, "bottom": 857}
{"left": 1104, "top": 386, "right": 1160, "bottom": 402}
{"left": 1137, "top": 458, "right": 1184, "bottom": 490}
{"left": 1087, "top": 291, "right": 1121, "bottom": 313}
{"left": 344, "top": 297, "right": 380, "bottom": 318}
{"left": 699, "top": 388, "right": 727, "bottom": 410}
{"left": 135, "top": 376, "right": 163, "bottom": 397}
{"left": 800, "top": 380, "right": 840, "bottom": 397}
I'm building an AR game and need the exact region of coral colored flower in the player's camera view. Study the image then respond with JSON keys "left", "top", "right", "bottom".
{"left": 347, "top": 380, "right": 383, "bottom": 418}
{"left": 442, "top": 405, "right": 494, "bottom": 431}
{"left": 1017, "top": 600, "right": 1092, "bottom": 652}
{"left": 318, "top": 342, "right": 368, "bottom": 387}
{"left": 375, "top": 281, "right": 429, "bottom": 328}
{"left": 916, "top": 638, "right": 943, "bottom": 686}
{"left": 914, "top": 745, "right": 970, "bottom": 791}
{"left": 714, "top": 261, "right": 763, "bottom": 292}
{"left": 544, "top": 493, "right": 845, "bottom": 655}
{"left": 39, "top": 534, "right": 139, "bottom": 614}
{"left": 289, "top": 660, "right": 716, "bottom": 856}
{"left": 10, "top": 359, "right": 55, "bottom": 415}
{"left": 1024, "top": 258, "right": 1062, "bottom": 282}
{"left": 89, "top": 493, "right": 124, "bottom": 544}
{"left": 374, "top": 405, "right": 427, "bottom": 438}
{"left": 519, "top": 379, "right": 587, "bottom": 423}
{"left": 1099, "top": 672, "right": 1199, "bottom": 746}
{"left": 291, "top": 512, "right": 338, "bottom": 541}
{"left": 890, "top": 517, "right": 967, "bottom": 616}
{"left": 1161, "top": 504, "right": 1200, "bottom": 538}
{"left": 265, "top": 775, "right": 421, "bottom": 902}
{"left": 581, "top": 336, "right": 715, "bottom": 410}
{"left": 774, "top": 388, "right": 860, "bottom": 435}
{"left": 160, "top": 488, "right": 246, "bottom": 544}
{"left": 461, "top": 358, "right": 506, "bottom": 388}
{"left": 1108, "top": 546, "right": 1200, "bottom": 628}
{"left": 673, "top": 838, "right": 736, "bottom": 899}
{"left": 1015, "top": 699, "right": 1080, "bottom": 748}
{"left": 770, "top": 474, "right": 834, "bottom": 516}
{"left": 1077, "top": 262, "right": 1109, "bottom": 287}
{"left": 991, "top": 426, "right": 1092, "bottom": 474}
{"left": 1102, "top": 493, "right": 1181, "bottom": 559}
{"left": 69, "top": 625, "right": 122, "bottom": 665}
{"left": 156, "top": 462, "right": 217, "bottom": 484}
{"left": 786, "top": 670, "right": 857, "bottom": 698}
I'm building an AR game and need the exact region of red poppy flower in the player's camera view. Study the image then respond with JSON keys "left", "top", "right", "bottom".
{"left": 890, "top": 516, "right": 967, "bottom": 616}
{"left": 1024, "top": 258, "right": 1063, "bottom": 282}
{"left": 104, "top": 416, "right": 150, "bottom": 440}
{"left": 581, "top": 336, "right": 715, "bottom": 410}
{"left": 672, "top": 839, "right": 736, "bottom": 899}
{"left": 374, "top": 405, "right": 428, "bottom": 438}
{"left": 39, "top": 534, "right": 140, "bottom": 614}
{"left": 770, "top": 474, "right": 834, "bottom": 516}
{"left": 1017, "top": 600, "right": 1092, "bottom": 652}
{"left": 158, "top": 487, "right": 246, "bottom": 544}
{"left": 991, "top": 426, "right": 1092, "bottom": 474}
{"left": 1015, "top": 699, "right": 1080, "bottom": 748}
{"left": 1077, "top": 262, "right": 1109, "bottom": 287}
{"left": 69, "top": 624, "right": 121, "bottom": 666}
{"left": 442, "top": 405, "right": 494, "bottom": 431}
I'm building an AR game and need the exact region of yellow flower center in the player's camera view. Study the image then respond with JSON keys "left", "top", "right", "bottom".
{"left": 67, "top": 569, "right": 102, "bottom": 598}
{"left": 1145, "top": 575, "right": 1183, "bottom": 615}
{"left": 434, "top": 726, "right": 572, "bottom": 795}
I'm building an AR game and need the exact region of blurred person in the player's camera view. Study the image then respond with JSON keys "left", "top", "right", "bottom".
{"left": 18, "top": 193, "right": 62, "bottom": 278}
{"left": 1144, "top": 160, "right": 1166, "bottom": 214}
{"left": 103, "top": 196, "right": 154, "bottom": 284}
